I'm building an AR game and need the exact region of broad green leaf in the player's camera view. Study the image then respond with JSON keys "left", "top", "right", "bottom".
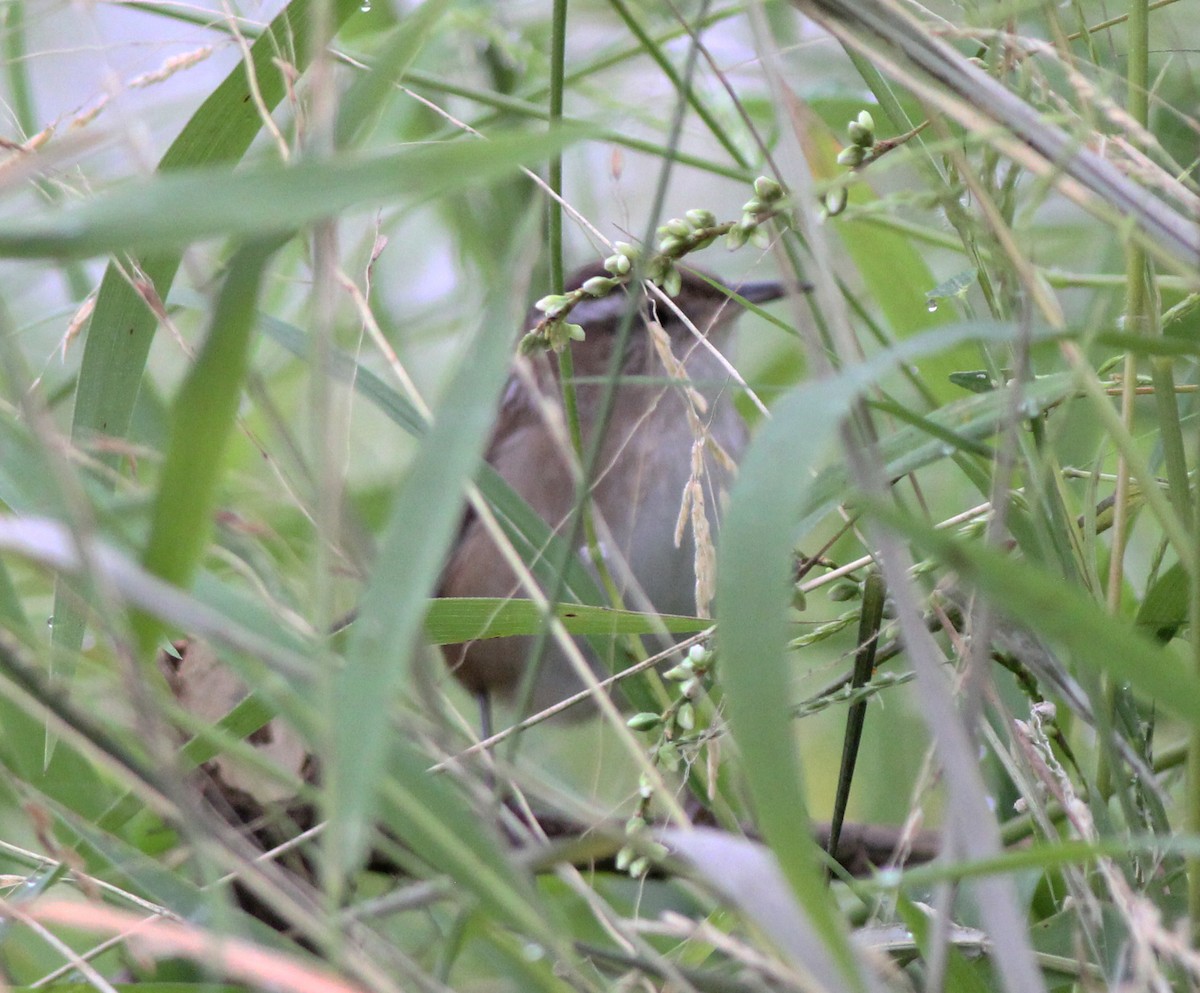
{"left": 1136, "top": 560, "right": 1188, "bottom": 642}
{"left": 718, "top": 317, "right": 1056, "bottom": 991}
{"left": 0, "top": 131, "right": 590, "bottom": 260}
{"left": 0, "top": 692, "right": 116, "bottom": 823}
{"left": 797, "top": 366, "right": 1074, "bottom": 537}
{"left": 0, "top": 557, "right": 33, "bottom": 648}
{"left": 718, "top": 373, "right": 864, "bottom": 989}
{"left": 72, "top": 0, "right": 364, "bottom": 468}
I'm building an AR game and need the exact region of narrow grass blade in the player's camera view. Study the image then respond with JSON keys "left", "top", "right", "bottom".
{"left": 425, "top": 597, "right": 710, "bottom": 643}
{"left": 334, "top": 0, "right": 453, "bottom": 149}
{"left": 329, "top": 286, "right": 517, "bottom": 882}
{"left": 136, "top": 241, "right": 278, "bottom": 654}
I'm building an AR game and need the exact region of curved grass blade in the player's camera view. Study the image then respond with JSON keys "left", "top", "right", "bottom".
{"left": 718, "top": 318, "right": 1053, "bottom": 991}
{"left": 0, "top": 131, "right": 590, "bottom": 260}
{"left": 873, "top": 506, "right": 1200, "bottom": 720}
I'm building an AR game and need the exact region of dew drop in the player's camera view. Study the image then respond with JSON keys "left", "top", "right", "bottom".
{"left": 359, "top": 0, "right": 371, "bottom": 10}
{"left": 927, "top": 300, "right": 939, "bottom": 312}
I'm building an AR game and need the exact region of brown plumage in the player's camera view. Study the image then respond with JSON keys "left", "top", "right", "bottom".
{"left": 438, "top": 263, "right": 783, "bottom": 718}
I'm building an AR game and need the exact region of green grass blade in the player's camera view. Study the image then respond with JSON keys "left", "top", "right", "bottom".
{"left": 377, "top": 739, "right": 558, "bottom": 948}
{"left": 875, "top": 507, "right": 1200, "bottom": 720}
{"left": 334, "top": 0, "right": 453, "bottom": 149}
{"left": 0, "top": 132, "right": 591, "bottom": 260}
{"left": 328, "top": 284, "right": 518, "bottom": 883}
{"left": 425, "top": 597, "right": 710, "bottom": 643}
{"left": 718, "top": 317, "right": 1061, "bottom": 989}
{"left": 260, "top": 314, "right": 608, "bottom": 605}
{"left": 56, "top": 0, "right": 363, "bottom": 661}
{"left": 136, "top": 241, "right": 277, "bottom": 653}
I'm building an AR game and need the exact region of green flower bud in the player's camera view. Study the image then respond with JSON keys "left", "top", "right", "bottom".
{"left": 625, "top": 814, "right": 645, "bottom": 835}
{"left": 658, "top": 741, "right": 680, "bottom": 771}
{"left": 628, "top": 856, "right": 649, "bottom": 877}
{"left": 658, "top": 235, "right": 686, "bottom": 256}
{"left": 857, "top": 109, "right": 875, "bottom": 133}
{"left": 823, "top": 186, "right": 848, "bottom": 217}
{"left": 615, "top": 846, "right": 633, "bottom": 871}
{"left": 565, "top": 322, "right": 586, "bottom": 342}
{"left": 581, "top": 275, "right": 617, "bottom": 297}
{"left": 791, "top": 584, "right": 807, "bottom": 610}
{"left": 646, "top": 257, "right": 669, "bottom": 283}
{"left": 837, "top": 144, "right": 865, "bottom": 167}
{"left": 545, "top": 321, "right": 569, "bottom": 352}
{"left": 676, "top": 702, "right": 695, "bottom": 731}
{"left": 725, "top": 226, "right": 747, "bottom": 250}
{"left": 742, "top": 197, "right": 764, "bottom": 214}
{"left": 627, "top": 711, "right": 663, "bottom": 731}
{"left": 666, "top": 217, "right": 692, "bottom": 238}
{"left": 828, "top": 580, "right": 861, "bottom": 602}
{"left": 686, "top": 208, "right": 716, "bottom": 229}
{"left": 663, "top": 265, "right": 683, "bottom": 297}
{"left": 534, "top": 293, "right": 569, "bottom": 316}
{"left": 753, "top": 175, "right": 783, "bottom": 201}
{"left": 614, "top": 240, "right": 641, "bottom": 261}
{"left": 847, "top": 120, "right": 874, "bottom": 147}
{"left": 518, "top": 330, "right": 545, "bottom": 355}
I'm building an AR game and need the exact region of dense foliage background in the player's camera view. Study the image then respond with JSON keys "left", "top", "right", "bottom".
{"left": 0, "top": 0, "right": 1198, "bottom": 990}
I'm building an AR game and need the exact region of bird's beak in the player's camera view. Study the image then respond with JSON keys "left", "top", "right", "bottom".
{"left": 732, "top": 279, "right": 790, "bottom": 305}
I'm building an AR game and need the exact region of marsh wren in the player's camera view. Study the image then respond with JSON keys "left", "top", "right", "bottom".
{"left": 438, "top": 262, "right": 783, "bottom": 721}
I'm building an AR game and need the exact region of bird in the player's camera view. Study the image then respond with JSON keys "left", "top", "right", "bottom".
{"left": 438, "top": 261, "right": 784, "bottom": 725}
